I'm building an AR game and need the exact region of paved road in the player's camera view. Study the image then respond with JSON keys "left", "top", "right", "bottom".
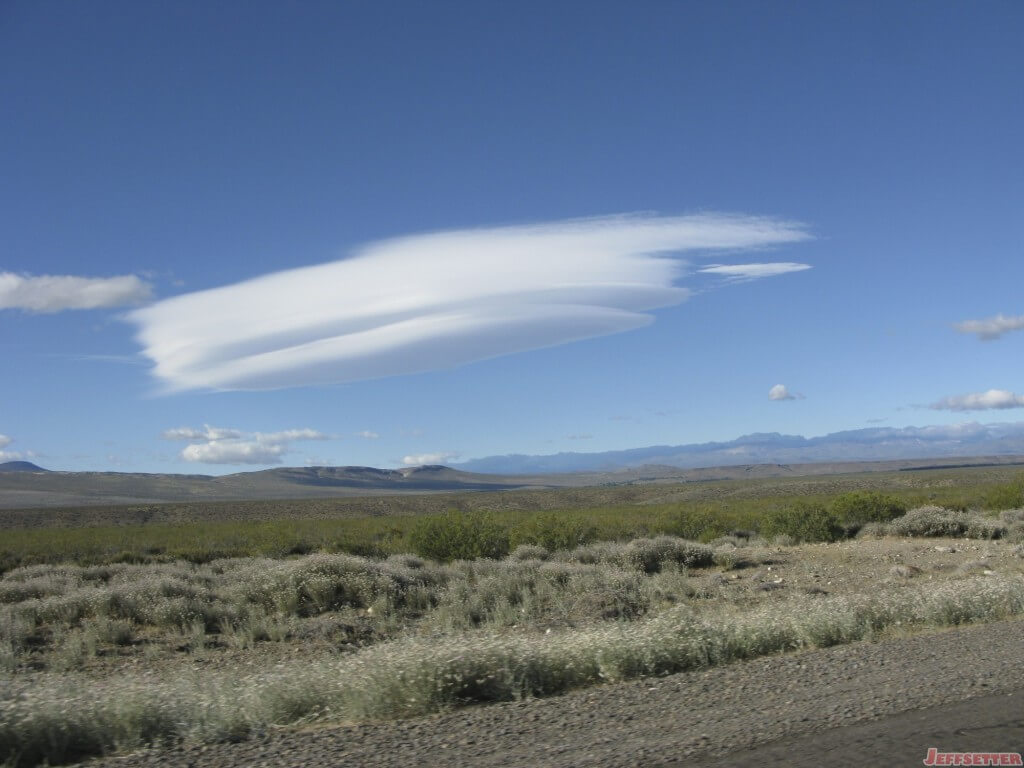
{"left": 690, "top": 690, "right": 1024, "bottom": 767}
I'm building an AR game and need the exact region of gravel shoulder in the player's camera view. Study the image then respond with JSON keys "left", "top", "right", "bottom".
{"left": 83, "top": 617, "right": 1024, "bottom": 768}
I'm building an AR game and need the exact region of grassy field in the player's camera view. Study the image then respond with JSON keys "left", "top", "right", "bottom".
{"left": 1, "top": 468, "right": 1023, "bottom": 766}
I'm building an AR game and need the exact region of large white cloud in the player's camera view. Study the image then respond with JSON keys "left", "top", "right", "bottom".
{"left": 163, "top": 424, "right": 328, "bottom": 465}
{"left": 0, "top": 272, "right": 151, "bottom": 312}
{"left": 930, "top": 389, "right": 1024, "bottom": 412}
{"left": 953, "top": 314, "right": 1024, "bottom": 341}
{"left": 129, "top": 213, "right": 810, "bottom": 392}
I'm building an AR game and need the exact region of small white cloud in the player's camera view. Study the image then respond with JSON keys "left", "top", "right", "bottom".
{"left": 165, "top": 425, "right": 328, "bottom": 465}
{"left": 0, "top": 434, "right": 23, "bottom": 461}
{"left": 699, "top": 263, "right": 811, "bottom": 280}
{"left": 953, "top": 314, "right": 1024, "bottom": 341}
{"left": 162, "top": 425, "right": 243, "bottom": 441}
{"left": 130, "top": 213, "right": 811, "bottom": 392}
{"left": 769, "top": 384, "right": 797, "bottom": 401}
{"left": 355, "top": 430, "right": 380, "bottom": 439}
{"left": 182, "top": 440, "right": 286, "bottom": 465}
{"left": 402, "top": 452, "right": 459, "bottom": 466}
{"left": 303, "top": 455, "right": 336, "bottom": 467}
{"left": 566, "top": 433, "right": 593, "bottom": 440}
{"left": 0, "top": 272, "right": 152, "bottom": 313}
{"left": 930, "top": 389, "right": 1024, "bottom": 412}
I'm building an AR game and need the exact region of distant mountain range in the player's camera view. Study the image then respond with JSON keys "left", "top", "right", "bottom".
{"left": 3, "top": 421, "right": 1024, "bottom": 509}
{"left": 453, "top": 421, "right": 1024, "bottom": 474}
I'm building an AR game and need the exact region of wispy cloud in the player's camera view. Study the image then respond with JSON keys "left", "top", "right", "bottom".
{"left": 129, "top": 213, "right": 811, "bottom": 392}
{"left": 355, "top": 430, "right": 380, "bottom": 439}
{"left": 699, "top": 262, "right": 811, "bottom": 280}
{"left": 953, "top": 313, "right": 1024, "bottom": 341}
{"left": 769, "top": 384, "right": 800, "bottom": 401}
{"left": 930, "top": 389, "right": 1024, "bottom": 412}
{"left": 0, "top": 272, "right": 151, "bottom": 313}
{"left": 402, "top": 451, "right": 459, "bottom": 466}
{"left": 566, "top": 433, "right": 594, "bottom": 440}
{"left": 163, "top": 425, "right": 328, "bottom": 465}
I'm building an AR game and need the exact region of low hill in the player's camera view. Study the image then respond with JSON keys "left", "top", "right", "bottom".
{"left": 0, "top": 461, "right": 48, "bottom": 473}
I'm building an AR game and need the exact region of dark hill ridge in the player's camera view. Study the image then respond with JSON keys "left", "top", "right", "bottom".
{"left": 222, "top": 465, "right": 532, "bottom": 492}
{"left": 0, "top": 464, "right": 565, "bottom": 509}
{"left": 0, "top": 461, "right": 48, "bottom": 473}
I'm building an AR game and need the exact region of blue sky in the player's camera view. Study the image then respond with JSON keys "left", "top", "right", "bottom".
{"left": 2, "top": 1, "right": 1023, "bottom": 473}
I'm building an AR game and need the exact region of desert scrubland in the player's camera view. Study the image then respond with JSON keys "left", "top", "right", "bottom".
{"left": 2, "top": 468, "right": 1024, "bottom": 766}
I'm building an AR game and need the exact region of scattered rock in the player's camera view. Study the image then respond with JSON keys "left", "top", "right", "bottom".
{"left": 890, "top": 564, "right": 923, "bottom": 579}
{"left": 956, "top": 561, "right": 993, "bottom": 574}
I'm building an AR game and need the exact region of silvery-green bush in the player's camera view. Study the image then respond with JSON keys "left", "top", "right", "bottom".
{"left": 888, "top": 506, "right": 1006, "bottom": 539}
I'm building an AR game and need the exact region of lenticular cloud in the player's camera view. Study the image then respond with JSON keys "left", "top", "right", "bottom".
{"left": 130, "top": 213, "right": 810, "bottom": 392}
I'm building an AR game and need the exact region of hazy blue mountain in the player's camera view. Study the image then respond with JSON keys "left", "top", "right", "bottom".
{"left": 454, "top": 422, "right": 1024, "bottom": 474}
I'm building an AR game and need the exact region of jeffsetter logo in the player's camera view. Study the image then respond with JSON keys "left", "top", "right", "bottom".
{"left": 923, "top": 748, "right": 1023, "bottom": 766}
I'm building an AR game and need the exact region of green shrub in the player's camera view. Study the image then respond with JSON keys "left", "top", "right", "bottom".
{"left": 658, "top": 507, "right": 730, "bottom": 542}
{"left": 511, "top": 513, "right": 597, "bottom": 552}
{"left": 830, "top": 491, "right": 907, "bottom": 525}
{"left": 759, "top": 502, "right": 843, "bottom": 543}
{"left": 408, "top": 510, "right": 510, "bottom": 562}
{"left": 982, "top": 475, "right": 1024, "bottom": 510}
